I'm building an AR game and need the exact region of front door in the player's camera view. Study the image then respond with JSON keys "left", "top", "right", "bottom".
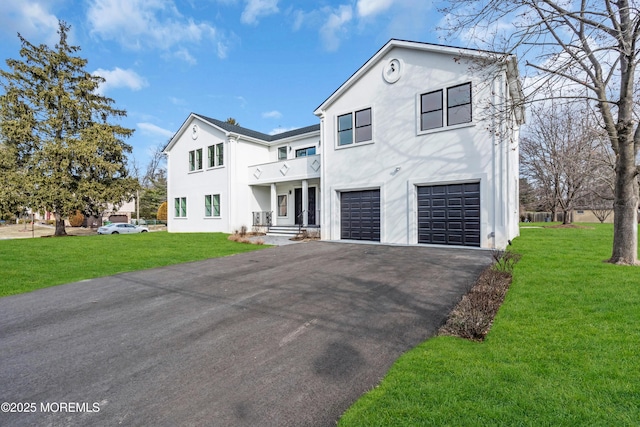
{"left": 294, "top": 187, "right": 316, "bottom": 225}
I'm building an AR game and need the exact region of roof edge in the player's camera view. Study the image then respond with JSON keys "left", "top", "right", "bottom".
{"left": 314, "top": 38, "right": 515, "bottom": 116}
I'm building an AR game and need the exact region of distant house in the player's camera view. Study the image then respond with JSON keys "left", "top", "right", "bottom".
{"left": 164, "top": 39, "right": 524, "bottom": 249}
{"left": 27, "top": 199, "right": 135, "bottom": 227}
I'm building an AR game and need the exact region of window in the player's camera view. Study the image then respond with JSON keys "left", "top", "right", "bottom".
{"left": 205, "top": 194, "right": 220, "bottom": 217}
{"left": 207, "top": 143, "right": 224, "bottom": 168}
{"left": 355, "top": 108, "right": 372, "bottom": 142}
{"left": 174, "top": 197, "right": 187, "bottom": 217}
{"left": 189, "top": 149, "right": 202, "bottom": 171}
{"left": 216, "top": 143, "right": 224, "bottom": 166}
{"left": 338, "top": 108, "right": 373, "bottom": 146}
{"left": 338, "top": 113, "right": 353, "bottom": 146}
{"left": 295, "top": 146, "right": 316, "bottom": 157}
{"left": 420, "top": 90, "right": 443, "bottom": 130}
{"left": 278, "top": 146, "right": 287, "bottom": 160}
{"left": 419, "top": 82, "right": 472, "bottom": 132}
{"left": 447, "top": 82, "right": 472, "bottom": 125}
{"left": 278, "top": 195, "right": 287, "bottom": 216}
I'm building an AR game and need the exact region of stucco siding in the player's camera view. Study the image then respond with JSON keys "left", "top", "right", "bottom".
{"left": 318, "top": 46, "right": 517, "bottom": 248}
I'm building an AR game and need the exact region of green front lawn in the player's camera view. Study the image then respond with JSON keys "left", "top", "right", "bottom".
{"left": 0, "top": 232, "right": 266, "bottom": 297}
{"left": 340, "top": 224, "right": 640, "bottom": 426}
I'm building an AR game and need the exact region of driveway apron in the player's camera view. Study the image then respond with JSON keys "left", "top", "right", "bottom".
{"left": 0, "top": 241, "right": 492, "bottom": 426}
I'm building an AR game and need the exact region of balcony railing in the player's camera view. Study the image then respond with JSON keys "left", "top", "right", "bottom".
{"left": 248, "top": 155, "right": 321, "bottom": 184}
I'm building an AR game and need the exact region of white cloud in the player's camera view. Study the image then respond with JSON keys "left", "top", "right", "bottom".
{"left": 356, "top": 0, "right": 395, "bottom": 18}
{"left": 292, "top": 0, "right": 436, "bottom": 52}
{"left": 262, "top": 110, "right": 282, "bottom": 119}
{"left": 241, "top": 0, "right": 279, "bottom": 25}
{"left": 173, "top": 48, "right": 197, "bottom": 65}
{"left": 0, "top": 2, "right": 61, "bottom": 46}
{"left": 320, "top": 5, "right": 353, "bottom": 52}
{"left": 217, "top": 41, "right": 230, "bottom": 59}
{"left": 169, "top": 96, "right": 186, "bottom": 105}
{"left": 235, "top": 96, "right": 247, "bottom": 108}
{"left": 93, "top": 67, "right": 148, "bottom": 94}
{"left": 292, "top": 9, "right": 306, "bottom": 31}
{"left": 137, "top": 122, "right": 175, "bottom": 139}
{"left": 87, "top": 0, "right": 227, "bottom": 58}
{"left": 269, "top": 126, "right": 296, "bottom": 135}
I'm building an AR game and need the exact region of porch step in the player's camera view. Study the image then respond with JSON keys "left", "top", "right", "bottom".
{"left": 266, "top": 226, "right": 300, "bottom": 237}
{"left": 266, "top": 226, "right": 320, "bottom": 237}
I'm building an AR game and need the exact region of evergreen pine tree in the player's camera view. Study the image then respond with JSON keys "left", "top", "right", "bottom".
{"left": 0, "top": 21, "right": 138, "bottom": 235}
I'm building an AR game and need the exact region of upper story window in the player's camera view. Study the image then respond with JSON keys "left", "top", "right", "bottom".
{"left": 189, "top": 149, "right": 202, "bottom": 171}
{"left": 207, "top": 143, "right": 224, "bottom": 168}
{"left": 420, "top": 82, "right": 472, "bottom": 132}
{"left": 278, "top": 146, "right": 287, "bottom": 160}
{"left": 338, "top": 107, "right": 372, "bottom": 146}
{"left": 420, "top": 90, "right": 443, "bottom": 130}
{"left": 447, "top": 83, "right": 472, "bottom": 126}
{"left": 174, "top": 197, "right": 187, "bottom": 217}
{"left": 295, "top": 146, "right": 316, "bottom": 157}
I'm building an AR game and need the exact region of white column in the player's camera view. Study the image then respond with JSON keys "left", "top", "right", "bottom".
{"left": 270, "top": 183, "right": 277, "bottom": 226}
{"left": 302, "top": 179, "right": 309, "bottom": 226}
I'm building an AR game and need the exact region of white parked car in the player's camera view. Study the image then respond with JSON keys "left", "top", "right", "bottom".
{"left": 97, "top": 223, "right": 149, "bottom": 235}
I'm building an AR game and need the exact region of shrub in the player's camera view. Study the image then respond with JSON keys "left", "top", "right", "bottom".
{"left": 157, "top": 201, "right": 168, "bottom": 221}
{"left": 68, "top": 210, "right": 84, "bottom": 227}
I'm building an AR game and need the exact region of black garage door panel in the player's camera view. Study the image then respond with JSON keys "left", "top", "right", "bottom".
{"left": 341, "top": 190, "right": 380, "bottom": 241}
{"left": 418, "top": 183, "right": 480, "bottom": 247}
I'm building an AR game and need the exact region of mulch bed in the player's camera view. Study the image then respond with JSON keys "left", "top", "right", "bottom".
{"left": 439, "top": 251, "right": 520, "bottom": 341}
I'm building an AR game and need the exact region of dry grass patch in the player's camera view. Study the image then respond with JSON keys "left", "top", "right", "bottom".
{"left": 227, "top": 225, "right": 266, "bottom": 245}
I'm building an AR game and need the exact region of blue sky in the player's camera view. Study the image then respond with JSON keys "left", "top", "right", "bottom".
{"left": 0, "top": 0, "right": 453, "bottom": 169}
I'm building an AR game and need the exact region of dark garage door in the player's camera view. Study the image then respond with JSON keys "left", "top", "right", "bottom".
{"left": 341, "top": 190, "right": 380, "bottom": 241}
{"left": 418, "top": 183, "right": 480, "bottom": 247}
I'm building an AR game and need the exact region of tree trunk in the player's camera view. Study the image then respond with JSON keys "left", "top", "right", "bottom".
{"left": 562, "top": 209, "right": 571, "bottom": 225}
{"left": 609, "top": 145, "right": 638, "bottom": 265}
{"left": 54, "top": 212, "right": 67, "bottom": 236}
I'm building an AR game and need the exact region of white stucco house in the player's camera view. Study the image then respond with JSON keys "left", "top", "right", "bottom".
{"left": 164, "top": 39, "right": 523, "bottom": 249}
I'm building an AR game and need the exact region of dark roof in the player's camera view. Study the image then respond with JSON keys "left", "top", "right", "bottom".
{"left": 193, "top": 114, "right": 319, "bottom": 142}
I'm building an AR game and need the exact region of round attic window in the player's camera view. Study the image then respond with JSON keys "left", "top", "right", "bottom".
{"left": 382, "top": 58, "right": 402, "bottom": 84}
{"left": 191, "top": 124, "right": 199, "bottom": 140}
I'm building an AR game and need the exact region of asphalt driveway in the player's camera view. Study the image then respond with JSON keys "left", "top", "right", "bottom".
{"left": 0, "top": 241, "right": 492, "bottom": 426}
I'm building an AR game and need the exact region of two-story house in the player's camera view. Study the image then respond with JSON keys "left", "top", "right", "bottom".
{"left": 164, "top": 39, "right": 523, "bottom": 249}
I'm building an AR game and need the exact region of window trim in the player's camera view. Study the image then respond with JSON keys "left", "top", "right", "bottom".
{"left": 295, "top": 146, "right": 317, "bottom": 157}
{"left": 338, "top": 112, "right": 353, "bottom": 146}
{"left": 336, "top": 107, "right": 373, "bottom": 148}
{"left": 189, "top": 149, "right": 203, "bottom": 172}
{"left": 204, "top": 194, "right": 221, "bottom": 218}
{"left": 447, "top": 82, "right": 472, "bottom": 126}
{"left": 277, "top": 194, "right": 288, "bottom": 217}
{"left": 174, "top": 197, "right": 187, "bottom": 218}
{"left": 420, "top": 89, "right": 443, "bottom": 131}
{"left": 207, "top": 142, "right": 224, "bottom": 169}
{"left": 417, "top": 82, "right": 474, "bottom": 135}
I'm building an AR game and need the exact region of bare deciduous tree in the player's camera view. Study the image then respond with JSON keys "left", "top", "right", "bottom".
{"left": 441, "top": 0, "right": 640, "bottom": 264}
{"left": 521, "top": 101, "right": 606, "bottom": 224}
